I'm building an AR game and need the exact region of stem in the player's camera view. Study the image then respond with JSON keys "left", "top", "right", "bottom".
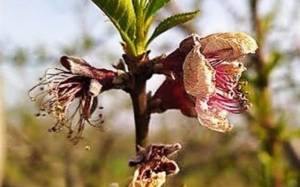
{"left": 250, "top": 0, "right": 283, "bottom": 186}
{"left": 128, "top": 0, "right": 150, "bottom": 151}
{"left": 129, "top": 0, "right": 151, "bottom": 152}
{"left": 128, "top": 1, "right": 151, "bottom": 150}
{"left": 130, "top": 79, "right": 150, "bottom": 152}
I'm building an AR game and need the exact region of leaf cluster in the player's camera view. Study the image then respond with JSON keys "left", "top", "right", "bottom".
{"left": 91, "top": 0, "right": 199, "bottom": 56}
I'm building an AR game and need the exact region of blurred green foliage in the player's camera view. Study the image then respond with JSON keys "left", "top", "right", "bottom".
{"left": 2, "top": 109, "right": 263, "bottom": 187}
{"left": 1, "top": 0, "right": 300, "bottom": 186}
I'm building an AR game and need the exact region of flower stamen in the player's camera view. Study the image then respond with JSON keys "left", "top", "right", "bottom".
{"left": 29, "top": 56, "right": 117, "bottom": 143}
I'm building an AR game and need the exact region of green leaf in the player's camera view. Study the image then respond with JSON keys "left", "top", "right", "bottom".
{"left": 147, "top": 10, "right": 200, "bottom": 45}
{"left": 145, "top": 0, "right": 171, "bottom": 19}
{"left": 132, "top": 0, "right": 140, "bottom": 13}
{"left": 91, "top": 0, "right": 137, "bottom": 54}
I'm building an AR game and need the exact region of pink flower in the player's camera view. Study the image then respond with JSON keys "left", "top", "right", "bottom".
{"left": 29, "top": 56, "right": 117, "bottom": 143}
{"left": 154, "top": 32, "right": 257, "bottom": 132}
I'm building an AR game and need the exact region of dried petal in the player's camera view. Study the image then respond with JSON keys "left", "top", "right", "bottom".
{"left": 179, "top": 33, "right": 201, "bottom": 54}
{"left": 129, "top": 143, "right": 182, "bottom": 166}
{"left": 60, "top": 56, "right": 94, "bottom": 77}
{"left": 130, "top": 171, "right": 166, "bottom": 187}
{"left": 158, "top": 34, "right": 202, "bottom": 79}
{"left": 200, "top": 32, "right": 258, "bottom": 61}
{"left": 29, "top": 56, "right": 117, "bottom": 143}
{"left": 89, "top": 79, "right": 102, "bottom": 96}
{"left": 195, "top": 98, "right": 233, "bottom": 132}
{"left": 183, "top": 44, "right": 215, "bottom": 98}
{"left": 129, "top": 143, "right": 181, "bottom": 187}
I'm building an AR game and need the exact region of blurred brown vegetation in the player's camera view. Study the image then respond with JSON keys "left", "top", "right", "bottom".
{"left": 1, "top": 0, "right": 300, "bottom": 186}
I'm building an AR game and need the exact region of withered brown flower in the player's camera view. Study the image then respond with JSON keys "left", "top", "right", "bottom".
{"left": 129, "top": 143, "right": 182, "bottom": 187}
{"left": 29, "top": 56, "right": 117, "bottom": 143}
{"left": 153, "top": 32, "right": 258, "bottom": 132}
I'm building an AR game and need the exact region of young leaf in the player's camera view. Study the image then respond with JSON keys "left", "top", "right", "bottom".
{"left": 145, "top": 0, "right": 171, "bottom": 19}
{"left": 132, "top": 0, "right": 140, "bottom": 14}
{"left": 91, "top": 0, "right": 137, "bottom": 54}
{"left": 147, "top": 10, "right": 200, "bottom": 45}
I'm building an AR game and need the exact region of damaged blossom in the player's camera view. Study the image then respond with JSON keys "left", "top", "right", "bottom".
{"left": 29, "top": 56, "right": 117, "bottom": 143}
{"left": 129, "top": 143, "right": 182, "bottom": 187}
{"left": 153, "top": 32, "right": 258, "bottom": 132}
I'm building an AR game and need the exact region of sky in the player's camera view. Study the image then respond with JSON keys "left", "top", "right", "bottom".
{"left": 1, "top": 0, "right": 298, "bottom": 47}
{"left": 1, "top": 0, "right": 85, "bottom": 48}
{"left": 0, "top": 0, "right": 251, "bottom": 48}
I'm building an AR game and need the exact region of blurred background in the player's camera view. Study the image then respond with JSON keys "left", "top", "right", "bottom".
{"left": 1, "top": 0, "right": 300, "bottom": 186}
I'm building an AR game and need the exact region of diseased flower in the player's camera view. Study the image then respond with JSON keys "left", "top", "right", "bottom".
{"left": 153, "top": 32, "right": 258, "bottom": 132}
{"left": 29, "top": 56, "right": 117, "bottom": 143}
{"left": 130, "top": 171, "right": 166, "bottom": 187}
{"left": 129, "top": 143, "right": 182, "bottom": 187}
